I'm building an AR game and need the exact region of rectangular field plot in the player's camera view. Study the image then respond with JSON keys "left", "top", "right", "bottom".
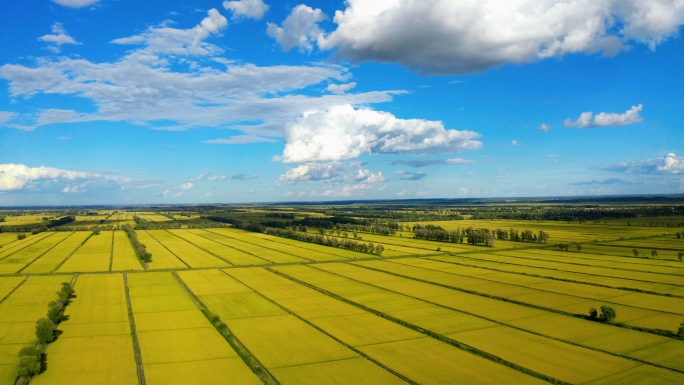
{"left": 202, "top": 229, "right": 311, "bottom": 263}
{"left": 238, "top": 230, "right": 373, "bottom": 260}
{"left": 57, "top": 232, "right": 112, "bottom": 272}
{"left": 146, "top": 230, "right": 229, "bottom": 268}
{"left": 30, "top": 274, "right": 137, "bottom": 385}
{"left": 270, "top": 357, "right": 408, "bottom": 385}
{"left": 0, "top": 276, "right": 72, "bottom": 385}
{"left": 184, "top": 230, "right": 270, "bottom": 265}
{"left": 111, "top": 231, "right": 143, "bottom": 271}
{"left": 126, "top": 271, "right": 260, "bottom": 385}
{"left": 0, "top": 232, "right": 53, "bottom": 260}
{"left": 21, "top": 232, "right": 90, "bottom": 274}
{"left": 0, "top": 277, "right": 25, "bottom": 302}
{"left": 0, "top": 232, "right": 72, "bottom": 274}
{"left": 359, "top": 337, "right": 545, "bottom": 385}
{"left": 136, "top": 231, "right": 188, "bottom": 269}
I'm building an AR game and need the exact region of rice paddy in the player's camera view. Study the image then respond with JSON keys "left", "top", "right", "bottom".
{"left": 0, "top": 208, "right": 683, "bottom": 384}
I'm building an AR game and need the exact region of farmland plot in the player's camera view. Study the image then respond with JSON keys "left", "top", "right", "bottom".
{"left": 146, "top": 230, "right": 229, "bottom": 268}
{"left": 31, "top": 274, "right": 138, "bottom": 385}
{"left": 180, "top": 268, "right": 408, "bottom": 385}
{"left": 0, "top": 232, "right": 72, "bottom": 274}
{"left": 20, "top": 232, "right": 90, "bottom": 274}
{"left": 273, "top": 264, "right": 676, "bottom": 384}
{"left": 127, "top": 271, "right": 260, "bottom": 385}
{"left": 111, "top": 231, "right": 143, "bottom": 271}
{"left": 136, "top": 231, "right": 188, "bottom": 269}
{"left": 202, "top": 229, "right": 309, "bottom": 263}
{"left": 0, "top": 276, "right": 72, "bottom": 385}
{"left": 57, "top": 232, "right": 112, "bottom": 272}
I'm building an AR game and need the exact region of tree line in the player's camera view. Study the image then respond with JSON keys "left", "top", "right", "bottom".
{"left": 122, "top": 225, "right": 152, "bottom": 263}
{"left": 17, "top": 282, "right": 74, "bottom": 384}
{"left": 264, "top": 227, "right": 384, "bottom": 255}
{"left": 412, "top": 224, "right": 548, "bottom": 246}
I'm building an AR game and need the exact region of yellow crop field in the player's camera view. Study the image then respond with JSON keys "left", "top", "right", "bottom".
{"left": 136, "top": 231, "right": 188, "bottom": 269}
{"left": 57, "top": 232, "right": 112, "bottom": 272}
{"left": 0, "top": 276, "right": 71, "bottom": 384}
{"left": 30, "top": 274, "right": 138, "bottom": 385}
{"left": 270, "top": 357, "right": 408, "bottom": 385}
{"left": 21, "top": 232, "right": 90, "bottom": 274}
{"left": 0, "top": 232, "right": 52, "bottom": 260}
{"left": 360, "top": 337, "right": 546, "bottom": 385}
{"left": 185, "top": 229, "right": 270, "bottom": 265}
{"left": 204, "top": 229, "right": 311, "bottom": 263}
{"left": 0, "top": 277, "right": 24, "bottom": 300}
{"left": 127, "top": 271, "right": 260, "bottom": 385}
{"left": 111, "top": 231, "right": 143, "bottom": 271}
{"left": 0, "top": 232, "right": 72, "bottom": 274}
{"left": 148, "top": 230, "right": 228, "bottom": 268}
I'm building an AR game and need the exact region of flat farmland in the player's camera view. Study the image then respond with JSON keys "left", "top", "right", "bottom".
{"left": 31, "top": 274, "right": 138, "bottom": 385}
{"left": 1, "top": 209, "right": 684, "bottom": 384}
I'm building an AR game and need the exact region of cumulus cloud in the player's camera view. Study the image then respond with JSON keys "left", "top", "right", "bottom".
{"left": 539, "top": 123, "right": 551, "bottom": 132}
{"left": 267, "top": 5, "right": 326, "bottom": 52}
{"left": 51, "top": 0, "right": 98, "bottom": 8}
{"left": 0, "top": 163, "right": 100, "bottom": 191}
{"left": 204, "top": 135, "right": 277, "bottom": 144}
{"left": 281, "top": 104, "right": 481, "bottom": 163}
{"left": 39, "top": 22, "right": 80, "bottom": 53}
{"left": 391, "top": 158, "right": 472, "bottom": 168}
{"left": 312, "top": 0, "right": 684, "bottom": 75}
{"left": 605, "top": 153, "right": 684, "bottom": 175}
{"left": 0, "top": 112, "right": 16, "bottom": 125}
{"left": 277, "top": 161, "right": 384, "bottom": 185}
{"left": 565, "top": 104, "right": 644, "bottom": 128}
{"left": 112, "top": 9, "right": 228, "bottom": 56}
{"left": 326, "top": 82, "right": 356, "bottom": 95}
{"left": 223, "top": 0, "right": 269, "bottom": 20}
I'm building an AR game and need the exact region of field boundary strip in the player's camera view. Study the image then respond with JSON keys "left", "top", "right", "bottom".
{"left": 351, "top": 261, "right": 684, "bottom": 374}
{"left": 51, "top": 232, "right": 95, "bottom": 272}
{"left": 0, "top": 275, "right": 27, "bottom": 304}
{"left": 123, "top": 272, "right": 147, "bottom": 385}
{"left": 220, "top": 268, "right": 417, "bottom": 385}
{"left": 265, "top": 266, "right": 570, "bottom": 385}
{"left": 16, "top": 232, "right": 76, "bottom": 274}
{"left": 108, "top": 230, "right": 115, "bottom": 272}
{"left": 232, "top": 231, "right": 356, "bottom": 261}
{"left": 170, "top": 270, "right": 279, "bottom": 385}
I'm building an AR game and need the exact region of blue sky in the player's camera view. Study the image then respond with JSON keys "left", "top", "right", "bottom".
{"left": 1, "top": 0, "right": 683, "bottom": 205}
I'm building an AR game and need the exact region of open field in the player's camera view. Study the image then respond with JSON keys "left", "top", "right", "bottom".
{"left": 1, "top": 205, "right": 684, "bottom": 384}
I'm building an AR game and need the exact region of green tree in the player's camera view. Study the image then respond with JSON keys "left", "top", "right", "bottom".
{"left": 679, "top": 252, "right": 683, "bottom": 262}
{"left": 589, "top": 307, "right": 598, "bottom": 319}
{"left": 575, "top": 243, "right": 582, "bottom": 252}
{"left": 47, "top": 301, "right": 64, "bottom": 324}
{"left": 600, "top": 305, "right": 617, "bottom": 323}
{"left": 632, "top": 249, "right": 639, "bottom": 258}
{"left": 651, "top": 249, "right": 658, "bottom": 258}
{"left": 17, "top": 353, "right": 41, "bottom": 377}
{"left": 35, "top": 318, "right": 56, "bottom": 344}
{"left": 678, "top": 321, "right": 684, "bottom": 338}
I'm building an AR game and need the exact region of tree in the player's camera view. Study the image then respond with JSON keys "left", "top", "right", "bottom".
{"left": 679, "top": 252, "right": 683, "bottom": 262}
{"left": 651, "top": 249, "right": 658, "bottom": 258}
{"left": 575, "top": 243, "right": 582, "bottom": 252}
{"left": 589, "top": 307, "right": 598, "bottom": 319}
{"left": 600, "top": 305, "right": 617, "bottom": 323}
{"left": 47, "top": 301, "right": 64, "bottom": 324}
{"left": 632, "top": 249, "right": 639, "bottom": 258}
{"left": 678, "top": 321, "right": 684, "bottom": 338}
{"left": 35, "top": 318, "right": 56, "bottom": 344}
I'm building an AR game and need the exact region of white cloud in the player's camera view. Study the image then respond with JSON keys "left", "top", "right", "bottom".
{"left": 315, "top": 0, "right": 684, "bottom": 75}
{"left": 564, "top": 104, "right": 643, "bottom": 128}
{"left": 51, "top": 0, "right": 98, "bottom": 8}
{"left": 178, "top": 182, "right": 194, "bottom": 190}
{"left": 112, "top": 9, "right": 228, "bottom": 56}
{"left": 511, "top": 139, "right": 519, "bottom": 146}
{"left": 657, "top": 153, "right": 684, "bottom": 174}
{"left": 539, "top": 123, "right": 550, "bottom": 132}
{"left": 39, "top": 23, "right": 80, "bottom": 53}
{"left": 277, "top": 161, "right": 384, "bottom": 185}
{"left": 0, "top": 164, "right": 98, "bottom": 191}
{"left": 223, "top": 0, "right": 269, "bottom": 20}
{"left": 281, "top": 104, "right": 481, "bottom": 163}
{"left": 0, "top": 112, "right": 16, "bottom": 125}
{"left": 326, "top": 82, "right": 356, "bottom": 95}
{"left": 267, "top": 5, "right": 326, "bottom": 52}
{"left": 392, "top": 158, "right": 472, "bottom": 168}
{"left": 204, "top": 135, "right": 277, "bottom": 144}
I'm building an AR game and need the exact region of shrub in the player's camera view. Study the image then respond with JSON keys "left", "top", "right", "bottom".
{"left": 589, "top": 307, "right": 598, "bottom": 319}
